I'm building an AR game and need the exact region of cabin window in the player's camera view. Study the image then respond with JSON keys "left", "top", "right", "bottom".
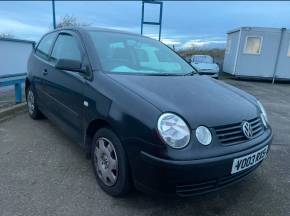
{"left": 225, "top": 38, "right": 231, "bottom": 54}
{"left": 243, "top": 36, "right": 262, "bottom": 55}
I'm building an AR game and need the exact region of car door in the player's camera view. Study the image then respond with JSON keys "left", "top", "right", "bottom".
{"left": 31, "top": 32, "right": 57, "bottom": 109}
{"left": 43, "top": 31, "right": 89, "bottom": 143}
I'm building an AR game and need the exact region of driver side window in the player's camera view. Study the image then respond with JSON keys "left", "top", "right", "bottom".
{"left": 51, "top": 34, "right": 82, "bottom": 62}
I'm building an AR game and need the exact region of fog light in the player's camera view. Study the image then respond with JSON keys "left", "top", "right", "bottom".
{"left": 196, "top": 126, "right": 212, "bottom": 145}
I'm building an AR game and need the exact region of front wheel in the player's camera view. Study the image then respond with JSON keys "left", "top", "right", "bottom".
{"left": 91, "top": 128, "right": 131, "bottom": 197}
{"left": 27, "top": 87, "right": 44, "bottom": 119}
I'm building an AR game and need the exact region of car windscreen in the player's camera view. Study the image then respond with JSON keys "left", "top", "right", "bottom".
{"left": 193, "top": 55, "right": 213, "bottom": 64}
{"left": 89, "top": 31, "right": 193, "bottom": 75}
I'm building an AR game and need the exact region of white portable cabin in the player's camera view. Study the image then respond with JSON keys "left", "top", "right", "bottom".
{"left": 0, "top": 38, "right": 35, "bottom": 76}
{"left": 223, "top": 27, "right": 290, "bottom": 81}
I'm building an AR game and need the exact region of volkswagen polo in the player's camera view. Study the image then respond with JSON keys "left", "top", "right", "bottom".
{"left": 26, "top": 27, "right": 272, "bottom": 197}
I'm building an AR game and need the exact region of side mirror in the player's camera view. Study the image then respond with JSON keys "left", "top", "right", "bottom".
{"left": 185, "top": 58, "right": 191, "bottom": 63}
{"left": 55, "top": 59, "right": 84, "bottom": 73}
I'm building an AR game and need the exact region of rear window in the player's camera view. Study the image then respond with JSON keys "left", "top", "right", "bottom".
{"left": 36, "top": 32, "right": 57, "bottom": 59}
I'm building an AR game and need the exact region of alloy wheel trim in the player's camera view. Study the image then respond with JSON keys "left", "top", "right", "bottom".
{"left": 27, "top": 90, "right": 35, "bottom": 115}
{"left": 94, "top": 137, "right": 119, "bottom": 187}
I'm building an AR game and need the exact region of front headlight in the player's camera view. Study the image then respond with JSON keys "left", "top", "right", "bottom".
{"left": 157, "top": 113, "right": 190, "bottom": 149}
{"left": 257, "top": 100, "right": 268, "bottom": 127}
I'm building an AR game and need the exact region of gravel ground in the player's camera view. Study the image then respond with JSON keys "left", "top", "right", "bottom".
{"left": 0, "top": 78, "right": 290, "bottom": 216}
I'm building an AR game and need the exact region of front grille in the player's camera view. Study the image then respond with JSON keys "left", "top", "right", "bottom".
{"left": 176, "top": 165, "right": 258, "bottom": 197}
{"left": 214, "top": 117, "right": 264, "bottom": 145}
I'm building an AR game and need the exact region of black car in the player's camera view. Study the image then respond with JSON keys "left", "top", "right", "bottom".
{"left": 26, "top": 27, "right": 272, "bottom": 197}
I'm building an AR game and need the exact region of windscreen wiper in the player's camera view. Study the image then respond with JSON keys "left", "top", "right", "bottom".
{"left": 144, "top": 73, "right": 185, "bottom": 76}
{"left": 184, "top": 70, "right": 197, "bottom": 76}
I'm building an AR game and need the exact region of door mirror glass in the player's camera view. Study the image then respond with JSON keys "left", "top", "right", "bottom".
{"left": 55, "top": 59, "right": 83, "bottom": 72}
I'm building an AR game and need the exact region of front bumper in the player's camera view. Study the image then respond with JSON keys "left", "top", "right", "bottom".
{"left": 132, "top": 133, "right": 272, "bottom": 197}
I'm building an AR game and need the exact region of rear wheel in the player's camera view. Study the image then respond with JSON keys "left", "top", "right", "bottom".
{"left": 27, "top": 87, "right": 43, "bottom": 119}
{"left": 91, "top": 128, "right": 131, "bottom": 197}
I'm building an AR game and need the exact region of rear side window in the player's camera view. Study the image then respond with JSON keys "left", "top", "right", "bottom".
{"left": 51, "top": 34, "right": 82, "bottom": 62}
{"left": 36, "top": 32, "right": 57, "bottom": 59}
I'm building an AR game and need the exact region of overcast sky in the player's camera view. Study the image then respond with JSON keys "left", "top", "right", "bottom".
{"left": 1, "top": 1, "right": 290, "bottom": 49}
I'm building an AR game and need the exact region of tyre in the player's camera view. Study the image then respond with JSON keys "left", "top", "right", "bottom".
{"left": 26, "top": 86, "right": 44, "bottom": 119}
{"left": 91, "top": 128, "right": 131, "bottom": 197}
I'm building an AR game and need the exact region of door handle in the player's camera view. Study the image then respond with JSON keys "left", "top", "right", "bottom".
{"left": 42, "top": 69, "right": 48, "bottom": 76}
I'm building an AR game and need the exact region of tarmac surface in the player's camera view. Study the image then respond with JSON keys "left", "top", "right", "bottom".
{"left": 0, "top": 79, "right": 290, "bottom": 216}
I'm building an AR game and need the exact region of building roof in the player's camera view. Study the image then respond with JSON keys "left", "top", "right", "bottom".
{"left": 227, "top": 26, "right": 289, "bottom": 34}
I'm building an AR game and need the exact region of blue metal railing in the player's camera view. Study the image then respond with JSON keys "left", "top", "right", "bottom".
{"left": 0, "top": 73, "right": 26, "bottom": 104}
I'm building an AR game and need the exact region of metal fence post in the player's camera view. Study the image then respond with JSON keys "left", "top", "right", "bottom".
{"left": 0, "top": 73, "right": 26, "bottom": 104}
{"left": 15, "top": 82, "right": 22, "bottom": 104}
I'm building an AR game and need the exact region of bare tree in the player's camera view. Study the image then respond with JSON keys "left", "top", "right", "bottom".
{"left": 56, "top": 15, "right": 90, "bottom": 28}
{"left": 0, "top": 33, "right": 15, "bottom": 39}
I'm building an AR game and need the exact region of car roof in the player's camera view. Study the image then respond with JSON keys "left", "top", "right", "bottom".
{"left": 48, "top": 26, "right": 142, "bottom": 37}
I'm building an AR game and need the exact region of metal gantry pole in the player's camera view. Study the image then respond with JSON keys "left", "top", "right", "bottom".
{"left": 141, "top": 2, "right": 144, "bottom": 35}
{"left": 140, "top": 0, "right": 163, "bottom": 41}
{"left": 52, "top": 0, "right": 56, "bottom": 29}
{"left": 158, "top": 1, "right": 163, "bottom": 41}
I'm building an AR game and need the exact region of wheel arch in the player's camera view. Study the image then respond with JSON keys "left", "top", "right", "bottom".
{"left": 85, "top": 118, "right": 113, "bottom": 158}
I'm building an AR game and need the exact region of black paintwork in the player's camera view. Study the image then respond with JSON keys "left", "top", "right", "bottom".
{"left": 26, "top": 27, "right": 272, "bottom": 196}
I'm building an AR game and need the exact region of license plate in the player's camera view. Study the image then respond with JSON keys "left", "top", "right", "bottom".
{"left": 231, "top": 146, "right": 268, "bottom": 174}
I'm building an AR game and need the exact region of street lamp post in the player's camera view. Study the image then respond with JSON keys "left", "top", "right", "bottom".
{"left": 52, "top": 0, "right": 56, "bottom": 29}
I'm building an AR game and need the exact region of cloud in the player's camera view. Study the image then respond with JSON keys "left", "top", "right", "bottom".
{"left": 160, "top": 38, "right": 181, "bottom": 46}
{"left": 182, "top": 38, "right": 226, "bottom": 49}
{"left": 1, "top": 1, "right": 290, "bottom": 47}
{"left": 0, "top": 17, "right": 224, "bottom": 49}
{"left": 0, "top": 18, "right": 48, "bottom": 40}
{"left": 100, "top": 25, "right": 140, "bottom": 34}
{"left": 145, "top": 35, "right": 181, "bottom": 46}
